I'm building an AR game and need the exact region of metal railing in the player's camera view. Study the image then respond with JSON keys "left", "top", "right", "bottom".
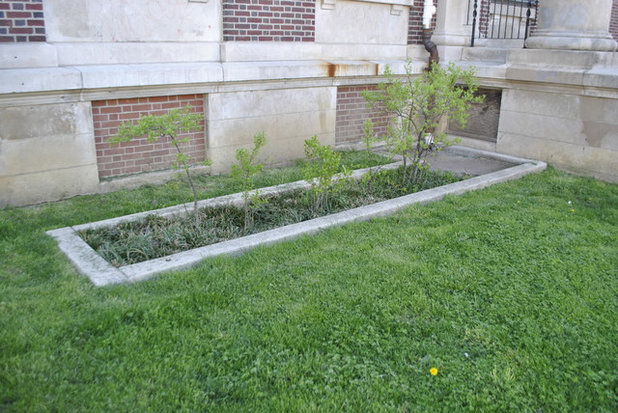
{"left": 468, "top": 0, "right": 539, "bottom": 47}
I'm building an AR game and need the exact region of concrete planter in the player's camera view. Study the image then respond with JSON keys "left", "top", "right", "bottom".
{"left": 47, "top": 147, "right": 546, "bottom": 286}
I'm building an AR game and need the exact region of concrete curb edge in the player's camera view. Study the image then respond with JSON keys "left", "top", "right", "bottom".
{"left": 47, "top": 152, "right": 547, "bottom": 286}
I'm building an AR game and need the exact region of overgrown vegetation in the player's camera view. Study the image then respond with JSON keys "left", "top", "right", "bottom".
{"left": 1, "top": 168, "right": 616, "bottom": 411}
{"left": 80, "top": 166, "right": 460, "bottom": 266}
{"left": 110, "top": 105, "right": 210, "bottom": 223}
{"left": 363, "top": 61, "right": 483, "bottom": 186}
{"left": 302, "top": 136, "right": 352, "bottom": 213}
{"left": 231, "top": 132, "right": 266, "bottom": 231}
{"left": 361, "top": 118, "right": 382, "bottom": 192}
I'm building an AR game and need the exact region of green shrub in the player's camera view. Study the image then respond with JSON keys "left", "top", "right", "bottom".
{"left": 231, "top": 132, "right": 267, "bottom": 231}
{"left": 302, "top": 136, "right": 351, "bottom": 214}
{"left": 110, "top": 106, "right": 210, "bottom": 224}
{"left": 363, "top": 61, "right": 483, "bottom": 186}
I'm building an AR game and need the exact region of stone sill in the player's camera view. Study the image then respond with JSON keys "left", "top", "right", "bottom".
{"left": 505, "top": 49, "right": 618, "bottom": 89}
{"left": 1, "top": 48, "right": 616, "bottom": 96}
{"left": 0, "top": 42, "right": 412, "bottom": 69}
{"left": 0, "top": 59, "right": 421, "bottom": 95}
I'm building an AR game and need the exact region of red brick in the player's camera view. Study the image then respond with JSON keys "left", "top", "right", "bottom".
{"left": 223, "top": 0, "right": 314, "bottom": 42}
{"left": 92, "top": 94, "right": 206, "bottom": 179}
{"left": 130, "top": 104, "right": 152, "bottom": 112}
{"left": 101, "top": 106, "right": 122, "bottom": 114}
{"left": 408, "top": 0, "right": 437, "bottom": 45}
{"left": 161, "top": 102, "right": 182, "bottom": 109}
{"left": 120, "top": 98, "right": 141, "bottom": 104}
{"left": 119, "top": 113, "right": 138, "bottom": 121}
{"left": 9, "top": 27, "right": 33, "bottom": 34}
{"left": 106, "top": 161, "right": 126, "bottom": 170}
{"left": 335, "top": 85, "right": 392, "bottom": 145}
{"left": 6, "top": 11, "right": 31, "bottom": 18}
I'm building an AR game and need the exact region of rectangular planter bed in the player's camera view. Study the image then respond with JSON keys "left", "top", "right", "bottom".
{"left": 47, "top": 147, "right": 546, "bottom": 286}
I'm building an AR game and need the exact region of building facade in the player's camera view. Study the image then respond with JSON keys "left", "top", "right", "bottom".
{"left": 0, "top": 0, "right": 617, "bottom": 206}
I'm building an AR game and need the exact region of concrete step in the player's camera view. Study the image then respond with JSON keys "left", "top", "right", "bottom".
{"left": 461, "top": 47, "right": 508, "bottom": 63}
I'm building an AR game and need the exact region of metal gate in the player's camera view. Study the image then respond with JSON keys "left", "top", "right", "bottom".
{"left": 468, "top": 0, "right": 539, "bottom": 46}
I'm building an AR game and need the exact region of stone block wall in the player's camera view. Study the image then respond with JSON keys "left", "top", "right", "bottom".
{"left": 207, "top": 87, "right": 336, "bottom": 172}
{"left": 222, "top": 0, "right": 315, "bottom": 42}
{"left": 0, "top": 101, "right": 99, "bottom": 206}
{"left": 314, "top": 0, "right": 409, "bottom": 61}
{"left": 93, "top": 95, "right": 206, "bottom": 179}
{"left": 497, "top": 88, "right": 618, "bottom": 182}
{"left": 335, "top": 85, "right": 390, "bottom": 145}
{"left": 0, "top": 0, "right": 45, "bottom": 42}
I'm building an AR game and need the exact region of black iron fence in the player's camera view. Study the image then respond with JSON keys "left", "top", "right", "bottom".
{"left": 468, "top": 0, "right": 539, "bottom": 46}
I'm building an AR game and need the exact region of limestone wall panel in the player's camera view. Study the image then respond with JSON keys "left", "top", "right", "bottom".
{"left": 44, "top": 0, "right": 221, "bottom": 42}
{"left": 207, "top": 87, "right": 337, "bottom": 172}
{"left": 580, "top": 96, "right": 618, "bottom": 151}
{"left": 54, "top": 43, "right": 221, "bottom": 66}
{"left": 0, "top": 166, "right": 99, "bottom": 208}
{"left": 498, "top": 110, "right": 587, "bottom": 146}
{"left": 0, "top": 133, "right": 96, "bottom": 176}
{"left": 0, "top": 102, "right": 91, "bottom": 140}
{"left": 209, "top": 88, "right": 336, "bottom": 121}
{"left": 208, "top": 132, "right": 336, "bottom": 173}
{"left": 0, "top": 43, "right": 58, "bottom": 69}
{"left": 497, "top": 87, "right": 618, "bottom": 182}
{"left": 497, "top": 132, "right": 618, "bottom": 182}
{"left": 501, "top": 89, "right": 581, "bottom": 120}
{"left": 315, "top": 0, "right": 409, "bottom": 45}
{"left": 0, "top": 102, "right": 99, "bottom": 206}
{"left": 208, "top": 111, "right": 336, "bottom": 149}
{"left": 500, "top": 90, "right": 618, "bottom": 153}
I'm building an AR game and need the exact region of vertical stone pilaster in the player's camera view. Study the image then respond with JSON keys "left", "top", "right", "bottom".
{"left": 431, "top": 0, "right": 471, "bottom": 47}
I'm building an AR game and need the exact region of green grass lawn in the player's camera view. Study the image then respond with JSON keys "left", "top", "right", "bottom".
{"left": 1, "top": 158, "right": 617, "bottom": 411}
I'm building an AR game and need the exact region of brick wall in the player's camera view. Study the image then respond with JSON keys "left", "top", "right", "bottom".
{"left": 93, "top": 95, "right": 206, "bottom": 179}
{"left": 610, "top": 0, "right": 618, "bottom": 41}
{"left": 222, "top": 0, "right": 315, "bottom": 42}
{"left": 0, "top": 0, "right": 45, "bottom": 42}
{"left": 335, "top": 86, "right": 391, "bottom": 146}
{"left": 408, "top": 0, "right": 438, "bottom": 45}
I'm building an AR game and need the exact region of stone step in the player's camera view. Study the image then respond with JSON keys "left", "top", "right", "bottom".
{"left": 461, "top": 47, "right": 508, "bottom": 63}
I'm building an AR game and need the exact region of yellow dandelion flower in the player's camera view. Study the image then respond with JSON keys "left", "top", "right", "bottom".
{"left": 570, "top": 209, "right": 575, "bottom": 213}
{"left": 430, "top": 367, "right": 438, "bottom": 376}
